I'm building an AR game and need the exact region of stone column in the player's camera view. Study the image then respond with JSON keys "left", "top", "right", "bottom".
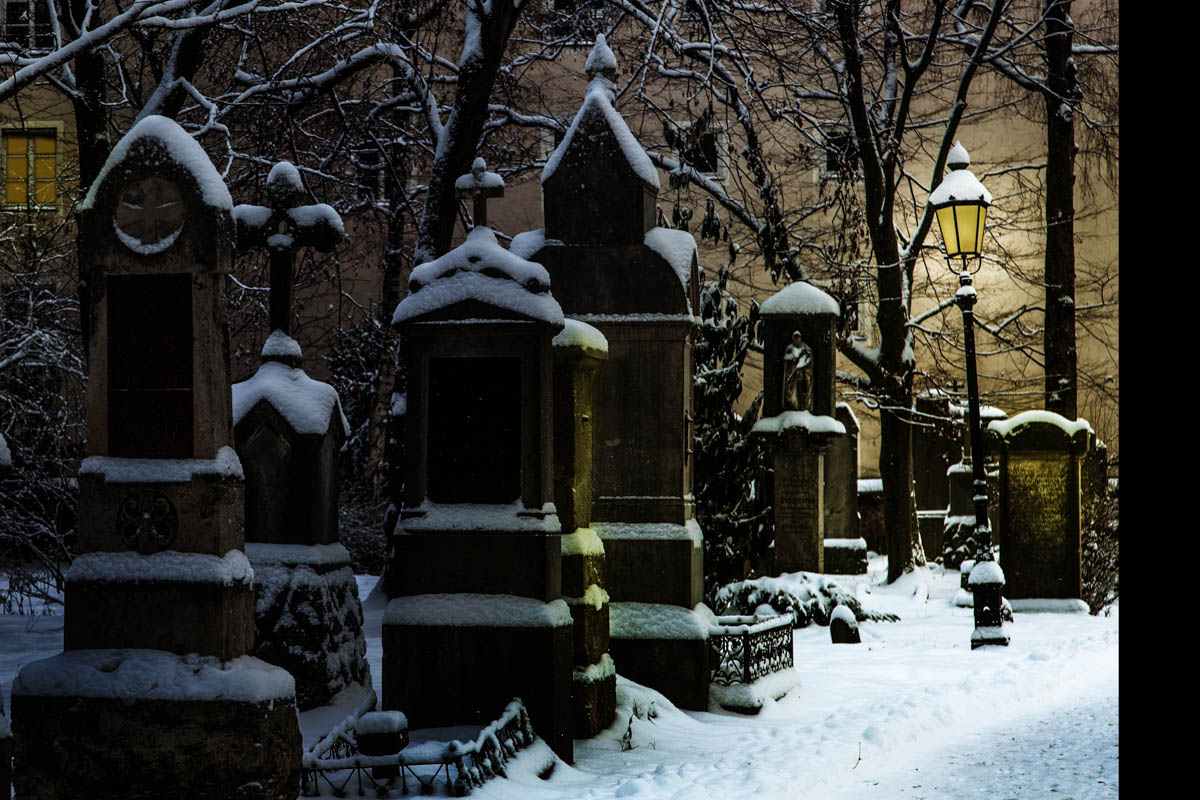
{"left": 553, "top": 319, "right": 616, "bottom": 738}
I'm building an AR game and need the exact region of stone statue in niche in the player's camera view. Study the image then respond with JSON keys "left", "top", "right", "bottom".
{"left": 782, "top": 330, "right": 813, "bottom": 412}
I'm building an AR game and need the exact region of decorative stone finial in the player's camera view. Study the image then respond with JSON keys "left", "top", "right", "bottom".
{"left": 586, "top": 34, "right": 618, "bottom": 85}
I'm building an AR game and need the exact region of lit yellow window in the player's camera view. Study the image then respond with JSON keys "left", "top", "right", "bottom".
{"left": 4, "top": 131, "right": 56, "bottom": 206}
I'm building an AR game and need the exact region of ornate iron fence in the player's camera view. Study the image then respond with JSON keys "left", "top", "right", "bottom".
{"left": 301, "top": 693, "right": 536, "bottom": 797}
{"left": 709, "top": 613, "right": 794, "bottom": 686}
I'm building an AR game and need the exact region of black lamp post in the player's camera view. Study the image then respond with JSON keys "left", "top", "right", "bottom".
{"left": 930, "top": 142, "right": 1010, "bottom": 649}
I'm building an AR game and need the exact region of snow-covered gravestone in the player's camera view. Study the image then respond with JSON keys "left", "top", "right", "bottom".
{"left": 512, "top": 34, "right": 709, "bottom": 714}
{"left": 751, "top": 282, "right": 849, "bottom": 575}
{"left": 988, "top": 411, "right": 1092, "bottom": 610}
{"left": 384, "top": 165, "right": 573, "bottom": 763}
{"left": 229, "top": 166, "right": 368, "bottom": 710}
{"left": 10, "top": 116, "right": 300, "bottom": 800}
{"left": 824, "top": 402, "right": 867, "bottom": 574}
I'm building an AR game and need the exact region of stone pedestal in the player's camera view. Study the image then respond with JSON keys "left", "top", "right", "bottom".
{"left": 989, "top": 411, "right": 1092, "bottom": 600}
{"left": 247, "top": 543, "right": 370, "bottom": 710}
{"left": 608, "top": 603, "right": 710, "bottom": 711}
{"left": 752, "top": 419, "right": 843, "bottom": 575}
{"left": 382, "top": 595, "right": 573, "bottom": 762}
{"left": 1, "top": 711, "right": 10, "bottom": 800}
{"left": 12, "top": 650, "right": 300, "bottom": 800}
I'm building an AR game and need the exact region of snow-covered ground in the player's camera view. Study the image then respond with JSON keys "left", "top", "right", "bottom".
{"left": 0, "top": 559, "right": 1117, "bottom": 799}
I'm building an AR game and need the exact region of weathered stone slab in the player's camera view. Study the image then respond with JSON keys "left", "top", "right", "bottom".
{"left": 12, "top": 651, "right": 300, "bottom": 800}
{"left": 608, "top": 602, "right": 710, "bottom": 711}
{"left": 594, "top": 521, "right": 703, "bottom": 607}
{"left": 989, "top": 411, "right": 1091, "bottom": 600}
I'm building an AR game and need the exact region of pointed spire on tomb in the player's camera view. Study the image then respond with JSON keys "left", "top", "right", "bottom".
{"left": 541, "top": 34, "right": 658, "bottom": 192}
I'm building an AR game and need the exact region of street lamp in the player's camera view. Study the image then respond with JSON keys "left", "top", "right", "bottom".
{"left": 930, "top": 142, "right": 1009, "bottom": 649}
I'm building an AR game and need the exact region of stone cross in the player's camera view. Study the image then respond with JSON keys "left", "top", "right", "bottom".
{"left": 455, "top": 157, "right": 504, "bottom": 229}
{"left": 233, "top": 162, "right": 344, "bottom": 337}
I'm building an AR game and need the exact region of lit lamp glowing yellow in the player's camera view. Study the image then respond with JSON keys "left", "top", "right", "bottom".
{"left": 929, "top": 141, "right": 1010, "bottom": 650}
{"left": 930, "top": 142, "right": 992, "bottom": 269}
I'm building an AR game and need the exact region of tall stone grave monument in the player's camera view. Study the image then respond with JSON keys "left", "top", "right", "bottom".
{"left": 751, "top": 282, "right": 849, "bottom": 575}
{"left": 514, "top": 35, "right": 711, "bottom": 711}
{"left": 231, "top": 162, "right": 370, "bottom": 710}
{"left": 988, "top": 410, "right": 1092, "bottom": 605}
{"left": 552, "top": 319, "right": 617, "bottom": 736}
{"left": 383, "top": 164, "right": 574, "bottom": 762}
{"left": 11, "top": 115, "right": 300, "bottom": 800}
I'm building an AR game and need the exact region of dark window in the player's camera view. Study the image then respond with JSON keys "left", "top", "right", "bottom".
{"left": 2, "top": 1, "right": 52, "bottom": 51}
{"left": 824, "top": 130, "right": 858, "bottom": 175}
{"left": 427, "top": 357, "right": 521, "bottom": 503}
{"left": 682, "top": 129, "right": 720, "bottom": 175}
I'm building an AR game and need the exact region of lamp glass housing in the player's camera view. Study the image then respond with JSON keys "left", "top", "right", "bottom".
{"left": 935, "top": 201, "right": 988, "bottom": 261}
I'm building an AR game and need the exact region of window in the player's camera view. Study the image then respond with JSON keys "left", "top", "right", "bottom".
{"left": 4, "top": 130, "right": 56, "bottom": 207}
{"left": 668, "top": 111, "right": 727, "bottom": 180}
{"left": 2, "top": 0, "right": 52, "bottom": 52}
{"left": 823, "top": 130, "right": 857, "bottom": 177}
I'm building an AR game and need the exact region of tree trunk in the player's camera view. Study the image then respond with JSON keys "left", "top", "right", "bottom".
{"left": 1042, "top": 0, "right": 1078, "bottom": 419}
{"left": 413, "top": 2, "right": 523, "bottom": 263}
{"left": 879, "top": 380, "right": 924, "bottom": 583}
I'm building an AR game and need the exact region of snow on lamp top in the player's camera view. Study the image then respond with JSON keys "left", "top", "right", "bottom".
{"left": 928, "top": 142, "right": 992, "bottom": 207}
{"left": 81, "top": 115, "right": 232, "bottom": 212}
{"left": 392, "top": 226, "right": 564, "bottom": 326}
{"left": 541, "top": 35, "right": 660, "bottom": 191}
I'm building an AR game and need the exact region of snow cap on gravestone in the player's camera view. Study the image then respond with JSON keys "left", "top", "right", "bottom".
{"left": 81, "top": 115, "right": 232, "bottom": 213}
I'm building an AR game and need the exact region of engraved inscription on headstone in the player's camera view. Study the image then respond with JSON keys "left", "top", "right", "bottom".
{"left": 1005, "top": 455, "right": 1076, "bottom": 597}
{"left": 774, "top": 452, "right": 823, "bottom": 570}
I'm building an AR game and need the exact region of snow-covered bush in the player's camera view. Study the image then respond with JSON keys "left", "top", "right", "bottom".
{"left": 713, "top": 573, "right": 899, "bottom": 628}
{"left": 691, "top": 264, "right": 773, "bottom": 600}
{"left": 1082, "top": 478, "right": 1118, "bottom": 615}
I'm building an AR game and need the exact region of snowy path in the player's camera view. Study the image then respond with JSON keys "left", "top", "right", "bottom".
{"left": 826, "top": 672, "right": 1118, "bottom": 799}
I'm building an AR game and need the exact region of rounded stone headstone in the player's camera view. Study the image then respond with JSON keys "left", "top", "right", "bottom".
{"left": 829, "top": 604, "right": 860, "bottom": 644}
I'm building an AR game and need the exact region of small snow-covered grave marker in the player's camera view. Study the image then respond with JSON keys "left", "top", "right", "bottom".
{"left": 455, "top": 156, "right": 504, "bottom": 228}
{"left": 13, "top": 115, "right": 301, "bottom": 800}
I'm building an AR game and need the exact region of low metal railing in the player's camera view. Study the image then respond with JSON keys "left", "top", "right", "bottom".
{"left": 708, "top": 613, "right": 795, "bottom": 686}
{"left": 300, "top": 694, "right": 536, "bottom": 797}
